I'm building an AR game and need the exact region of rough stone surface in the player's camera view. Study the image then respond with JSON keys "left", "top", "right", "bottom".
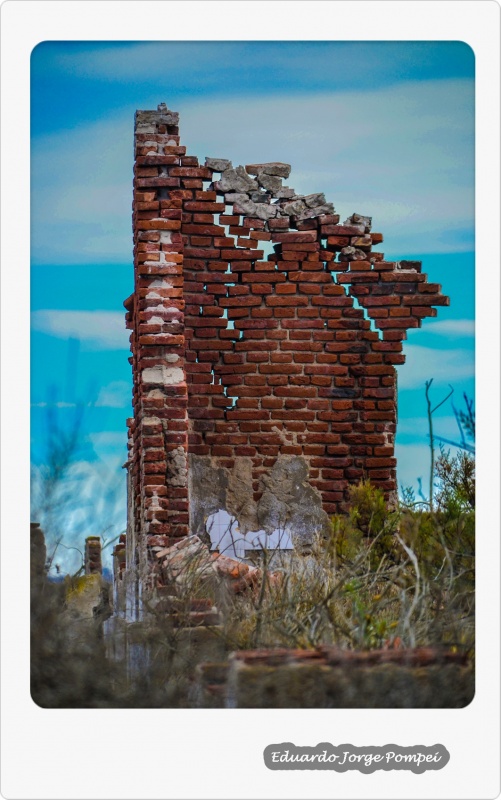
{"left": 295, "top": 202, "right": 335, "bottom": 220}
{"left": 339, "top": 246, "right": 369, "bottom": 261}
{"left": 142, "top": 365, "right": 184, "bottom": 385}
{"left": 257, "top": 457, "right": 330, "bottom": 551}
{"left": 136, "top": 108, "right": 179, "bottom": 132}
{"left": 189, "top": 454, "right": 328, "bottom": 552}
{"left": 304, "top": 192, "right": 326, "bottom": 208}
{"left": 225, "top": 457, "right": 258, "bottom": 532}
{"left": 245, "top": 162, "right": 292, "bottom": 178}
{"left": 214, "top": 166, "right": 258, "bottom": 193}
{"left": 205, "top": 157, "right": 232, "bottom": 171}
{"left": 257, "top": 173, "right": 283, "bottom": 193}
{"left": 167, "top": 446, "right": 188, "bottom": 487}
{"left": 344, "top": 212, "right": 372, "bottom": 231}
{"left": 188, "top": 455, "right": 228, "bottom": 544}
{"left": 282, "top": 198, "right": 307, "bottom": 216}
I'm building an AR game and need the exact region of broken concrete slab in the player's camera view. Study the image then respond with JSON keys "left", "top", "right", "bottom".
{"left": 205, "top": 157, "right": 232, "bottom": 171}
{"left": 245, "top": 162, "right": 292, "bottom": 179}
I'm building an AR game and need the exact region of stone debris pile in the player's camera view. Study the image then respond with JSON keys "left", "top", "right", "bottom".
{"left": 145, "top": 534, "right": 282, "bottom": 624}
{"left": 207, "top": 157, "right": 334, "bottom": 222}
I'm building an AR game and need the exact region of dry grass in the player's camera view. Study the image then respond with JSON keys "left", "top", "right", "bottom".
{"left": 31, "top": 480, "right": 474, "bottom": 707}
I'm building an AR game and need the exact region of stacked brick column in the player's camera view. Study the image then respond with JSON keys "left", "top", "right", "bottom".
{"left": 125, "top": 103, "right": 449, "bottom": 602}
{"left": 126, "top": 104, "right": 190, "bottom": 595}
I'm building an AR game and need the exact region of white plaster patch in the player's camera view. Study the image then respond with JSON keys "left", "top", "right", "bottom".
{"left": 142, "top": 366, "right": 185, "bottom": 385}
{"left": 146, "top": 279, "right": 173, "bottom": 298}
{"left": 247, "top": 528, "right": 294, "bottom": 551}
{"left": 148, "top": 316, "right": 165, "bottom": 325}
{"left": 146, "top": 389, "right": 165, "bottom": 398}
{"left": 142, "top": 416, "right": 160, "bottom": 425}
{"left": 159, "top": 231, "right": 172, "bottom": 244}
{"left": 149, "top": 279, "right": 173, "bottom": 288}
{"left": 149, "top": 491, "right": 161, "bottom": 511}
{"left": 144, "top": 303, "right": 178, "bottom": 317}
{"left": 165, "top": 353, "right": 179, "bottom": 363}
{"left": 206, "top": 509, "right": 294, "bottom": 561}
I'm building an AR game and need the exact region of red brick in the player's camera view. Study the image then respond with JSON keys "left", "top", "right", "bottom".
{"left": 184, "top": 202, "right": 225, "bottom": 212}
{"left": 266, "top": 296, "right": 308, "bottom": 307}
{"left": 271, "top": 231, "right": 317, "bottom": 243}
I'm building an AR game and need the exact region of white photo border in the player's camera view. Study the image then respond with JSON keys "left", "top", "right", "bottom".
{"left": 1, "top": 2, "right": 499, "bottom": 799}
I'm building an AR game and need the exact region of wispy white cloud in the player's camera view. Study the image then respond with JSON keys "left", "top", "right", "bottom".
{"left": 89, "top": 431, "right": 127, "bottom": 448}
{"left": 418, "top": 319, "right": 475, "bottom": 337}
{"left": 395, "top": 440, "right": 465, "bottom": 498}
{"left": 37, "top": 42, "right": 472, "bottom": 96}
{"left": 31, "top": 79, "right": 473, "bottom": 264}
{"left": 397, "top": 414, "right": 464, "bottom": 440}
{"left": 95, "top": 381, "right": 131, "bottom": 409}
{"left": 31, "top": 457, "right": 126, "bottom": 572}
{"left": 89, "top": 431, "right": 128, "bottom": 470}
{"left": 31, "top": 310, "right": 128, "bottom": 350}
{"left": 395, "top": 443, "right": 432, "bottom": 494}
{"left": 30, "top": 401, "right": 77, "bottom": 408}
{"left": 396, "top": 344, "right": 474, "bottom": 389}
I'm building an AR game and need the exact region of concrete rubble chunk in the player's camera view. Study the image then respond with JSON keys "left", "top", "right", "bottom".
{"left": 245, "top": 162, "right": 292, "bottom": 179}
{"left": 338, "top": 246, "right": 369, "bottom": 261}
{"left": 229, "top": 193, "right": 278, "bottom": 219}
{"left": 224, "top": 192, "right": 250, "bottom": 204}
{"left": 205, "top": 157, "right": 232, "bottom": 171}
{"left": 135, "top": 109, "right": 179, "bottom": 131}
{"left": 282, "top": 199, "right": 307, "bottom": 216}
{"left": 275, "top": 187, "right": 296, "bottom": 199}
{"left": 253, "top": 203, "right": 278, "bottom": 220}
{"left": 256, "top": 173, "right": 283, "bottom": 194}
{"left": 304, "top": 192, "right": 326, "bottom": 208}
{"left": 214, "top": 166, "right": 258, "bottom": 193}
{"left": 232, "top": 197, "right": 258, "bottom": 217}
{"left": 344, "top": 212, "right": 372, "bottom": 232}
{"left": 249, "top": 191, "right": 271, "bottom": 204}
{"left": 295, "top": 203, "right": 335, "bottom": 221}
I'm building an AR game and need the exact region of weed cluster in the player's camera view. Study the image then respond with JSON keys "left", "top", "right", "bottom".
{"left": 221, "top": 477, "right": 473, "bottom": 656}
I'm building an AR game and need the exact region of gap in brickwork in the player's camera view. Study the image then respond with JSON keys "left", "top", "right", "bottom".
{"left": 349, "top": 290, "right": 377, "bottom": 332}
{"left": 326, "top": 266, "right": 377, "bottom": 333}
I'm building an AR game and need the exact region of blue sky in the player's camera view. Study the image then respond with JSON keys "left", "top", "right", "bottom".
{"left": 30, "top": 41, "right": 475, "bottom": 568}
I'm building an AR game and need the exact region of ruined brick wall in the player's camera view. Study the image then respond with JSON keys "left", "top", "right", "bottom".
{"left": 84, "top": 536, "right": 102, "bottom": 576}
{"left": 125, "top": 103, "right": 448, "bottom": 602}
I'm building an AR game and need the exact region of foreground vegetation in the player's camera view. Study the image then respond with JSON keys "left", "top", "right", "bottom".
{"left": 32, "top": 453, "right": 474, "bottom": 707}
